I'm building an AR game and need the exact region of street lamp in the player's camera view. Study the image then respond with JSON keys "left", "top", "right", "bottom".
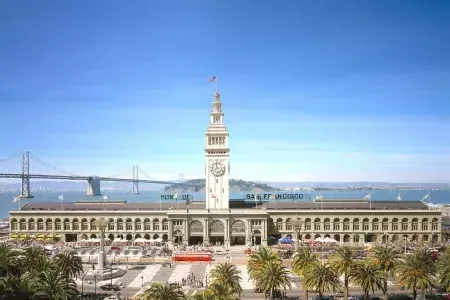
{"left": 291, "top": 219, "right": 302, "bottom": 252}
{"left": 93, "top": 218, "right": 109, "bottom": 273}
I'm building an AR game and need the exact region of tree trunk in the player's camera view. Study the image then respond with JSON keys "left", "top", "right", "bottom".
{"left": 413, "top": 289, "right": 417, "bottom": 300}
{"left": 304, "top": 286, "right": 309, "bottom": 300}
{"left": 383, "top": 281, "right": 388, "bottom": 300}
{"left": 344, "top": 276, "right": 349, "bottom": 300}
{"left": 365, "top": 290, "right": 369, "bottom": 300}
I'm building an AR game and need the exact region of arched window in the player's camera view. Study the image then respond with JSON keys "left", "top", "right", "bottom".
{"left": 117, "top": 218, "right": 124, "bottom": 231}
{"left": 353, "top": 218, "right": 360, "bottom": 231}
{"left": 421, "top": 218, "right": 429, "bottom": 231}
{"left": 108, "top": 218, "right": 115, "bottom": 231}
{"left": 392, "top": 218, "right": 399, "bottom": 231}
{"left": 314, "top": 218, "right": 321, "bottom": 231}
{"left": 153, "top": 218, "right": 160, "bottom": 231}
{"left": 343, "top": 218, "right": 350, "bottom": 231}
{"left": 382, "top": 218, "right": 389, "bottom": 231}
{"left": 324, "top": 218, "right": 331, "bottom": 231}
{"left": 411, "top": 218, "right": 418, "bottom": 231}
{"left": 72, "top": 218, "right": 79, "bottom": 231}
{"left": 372, "top": 218, "right": 379, "bottom": 231}
{"left": 135, "top": 218, "right": 142, "bottom": 231}
{"left": 162, "top": 219, "right": 168, "bottom": 231}
{"left": 126, "top": 218, "right": 132, "bottom": 230}
{"left": 46, "top": 218, "right": 53, "bottom": 231}
{"left": 144, "top": 218, "right": 151, "bottom": 230}
{"left": 64, "top": 218, "right": 70, "bottom": 230}
{"left": 28, "top": 218, "right": 35, "bottom": 231}
{"left": 286, "top": 218, "right": 292, "bottom": 231}
{"left": 333, "top": 218, "right": 340, "bottom": 231}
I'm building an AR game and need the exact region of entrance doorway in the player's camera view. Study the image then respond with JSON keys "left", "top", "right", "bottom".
{"left": 65, "top": 234, "right": 77, "bottom": 242}
{"left": 231, "top": 236, "right": 246, "bottom": 246}
{"left": 173, "top": 230, "right": 183, "bottom": 244}
{"left": 189, "top": 236, "right": 204, "bottom": 245}
{"left": 210, "top": 236, "right": 225, "bottom": 246}
{"left": 252, "top": 230, "right": 262, "bottom": 246}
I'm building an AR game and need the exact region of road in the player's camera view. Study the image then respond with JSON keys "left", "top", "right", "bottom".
{"left": 78, "top": 285, "right": 413, "bottom": 300}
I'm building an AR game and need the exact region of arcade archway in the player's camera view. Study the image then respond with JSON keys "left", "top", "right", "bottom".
{"left": 231, "top": 220, "right": 246, "bottom": 246}
{"left": 189, "top": 220, "right": 204, "bottom": 245}
{"left": 210, "top": 220, "right": 225, "bottom": 246}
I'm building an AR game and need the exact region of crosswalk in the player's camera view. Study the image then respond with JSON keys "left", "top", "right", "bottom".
{"left": 167, "top": 264, "right": 192, "bottom": 284}
{"left": 128, "top": 265, "right": 162, "bottom": 288}
{"left": 78, "top": 263, "right": 303, "bottom": 291}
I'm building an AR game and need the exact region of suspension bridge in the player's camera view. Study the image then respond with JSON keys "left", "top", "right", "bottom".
{"left": 0, "top": 152, "right": 187, "bottom": 198}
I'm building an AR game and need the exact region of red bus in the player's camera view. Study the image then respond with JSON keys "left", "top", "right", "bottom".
{"left": 172, "top": 252, "right": 213, "bottom": 262}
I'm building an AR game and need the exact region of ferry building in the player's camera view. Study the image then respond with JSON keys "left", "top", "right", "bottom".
{"left": 8, "top": 92, "right": 443, "bottom": 245}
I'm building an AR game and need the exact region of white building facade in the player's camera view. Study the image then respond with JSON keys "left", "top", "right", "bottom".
{"left": 8, "top": 91, "right": 444, "bottom": 246}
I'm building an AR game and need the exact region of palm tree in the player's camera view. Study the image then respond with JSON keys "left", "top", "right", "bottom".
{"left": 303, "top": 261, "right": 341, "bottom": 299}
{"left": 201, "top": 282, "right": 240, "bottom": 300}
{"left": 208, "top": 262, "right": 243, "bottom": 296}
{"left": 436, "top": 248, "right": 450, "bottom": 292}
{"left": 0, "top": 244, "right": 21, "bottom": 277}
{"left": 329, "top": 246, "right": 355, "bottom": 300}
{"left": 35, "top": 267, "right": 78, "bottom": 300}
{"left": 256, "top": 259, "right": 292, "bottom": 299}
{"left": 22, "top": 247, "right": 49, "bottom": 275}
{"left": 373, "top": 245, "right": 400, "bottom": 300}
{"left": 53, "top": 251, "right": 83, "bottom": 278}
{"left": 351, "top": 260, "right": 387, "bottom": 300}
{"left": 292, "top": 246, "right": 319, "bottom": 300}
{"left": 247, "top": 246, "right": 280, "bottom": 291}
{"left": 140, "top": 282, "right": 186, "bottom": 300}
{"left": 396, "top": 249, "right": 435, "bottom": 300}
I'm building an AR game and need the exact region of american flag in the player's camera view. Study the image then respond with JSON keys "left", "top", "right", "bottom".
{"left": 208, "top": 76, "right": 217, "bottom": 83}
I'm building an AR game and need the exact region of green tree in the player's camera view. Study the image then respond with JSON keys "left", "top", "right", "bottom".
{"left": 247, "top": 246, "right": 280, "bottom": 286}
{"left": 436, "top": 248, "right": 450, "bottom": 292}
{"left": 396, "top": 248, "right": 435, "bottom": 300}
{"left": 256, "top": 259, "right": 292, "bottom": 299}
{"left": 303, "top": 261, "right": 341, "bottom": 299}
{"left": 373, "top": 245, "right": 400, "bottom": 300}
{"left": 203, "top": 282, "right": 240, "bottom": 300}
{"left": 140, "top": 282, "right": 186, "bottom": 300}
{"left": 329, "top": 246, "right": 355, "bottom": 300}
{"left": 351, "top": 260, "right": 387, "bottom": 300}
{"left": 208, "top": 262, "right": 243, "bottom": 297}
{"left": 292, "top": 247, "right": 319, "bottom": 300}
{"left": 53, "top": 251, "right": 83, "bottom": 278}
{"left": 35, "top": 267, "right": 78, "bottom": 300}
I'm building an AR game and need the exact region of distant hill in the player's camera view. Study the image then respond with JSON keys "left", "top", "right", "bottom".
{"left": 164, "top": 179, "right": 278, "bottom": 193}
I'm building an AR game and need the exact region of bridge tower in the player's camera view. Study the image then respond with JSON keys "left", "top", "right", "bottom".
{"left": 132, "top": 166, "right": 140, "bottom": 194}
{"left": 19, "top": 151, "right": 34, "bottom": 199}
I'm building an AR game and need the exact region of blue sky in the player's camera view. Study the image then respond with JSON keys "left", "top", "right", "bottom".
{"left": 0, "top": 0, "right": 449, "bottom": 183}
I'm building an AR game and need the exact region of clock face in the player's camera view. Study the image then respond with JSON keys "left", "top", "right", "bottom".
{"left": 210, "top": 161, "right": 225, "bottom": 177}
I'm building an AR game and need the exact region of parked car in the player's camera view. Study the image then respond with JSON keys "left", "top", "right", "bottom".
{"left": 99, "top": 284, "right": 121, "bottom": 291}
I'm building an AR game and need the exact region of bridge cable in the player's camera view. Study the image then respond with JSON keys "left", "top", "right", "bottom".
{"left": 137, "top": 167, "right": 157, "bottom": 181}
{"left": 28, "top": 153, "right": 81, "bottom": 177}
{"left": 0, "top": 153, "right": 21, "bottom": 163}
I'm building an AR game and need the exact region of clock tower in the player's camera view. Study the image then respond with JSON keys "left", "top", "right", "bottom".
{"left": 205, "top": 91, "right": 230, "bottom": 209}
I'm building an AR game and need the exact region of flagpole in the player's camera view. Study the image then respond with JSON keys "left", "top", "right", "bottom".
{"left": 215, "top": 76, "right": 219, "bottom": 93}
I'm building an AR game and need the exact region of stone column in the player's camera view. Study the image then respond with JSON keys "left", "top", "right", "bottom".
{"left": 184, "top": 219, "right": 189, "bottom": 246}
{"left": 168, "top": 220, "right": 173, "bottom": 245}
{"left": 203, "top": 219, "right": 209, "bottom": 245}
{"left": 225, "top": 219, "right": 230, "bottom": 247}
{"left": 246, "top": 220, "right": 252, "bottom": 246}
{"left": 262, "top": 219, "right": 267, "bottom": 246}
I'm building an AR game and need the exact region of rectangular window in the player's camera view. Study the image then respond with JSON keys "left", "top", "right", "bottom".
{"left": 73, "top": 223, "right": 79, "bottom": 231}
{"left": 324, "top": 224, "right": 330, "bottom": 230}
{"left": 108, "top": 223, "right": 114, "bottom": 230}
{"left": 353, "top": 224, "right": 360, "bottom": 231}
{"left": 392, "top": 224, "right": 398, "bottom": 231}
{"left": 55, "top": 223, "right": 61, "bottom": 230}
{"left": 305, "top": 224, "right": 311, "bottom": 231}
